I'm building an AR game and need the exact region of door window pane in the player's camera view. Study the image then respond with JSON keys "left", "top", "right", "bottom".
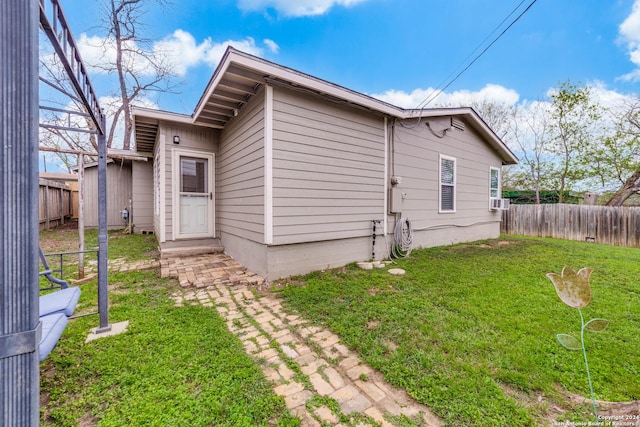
{"left": 181, "top": 157, "right": 207, "bottom": 193}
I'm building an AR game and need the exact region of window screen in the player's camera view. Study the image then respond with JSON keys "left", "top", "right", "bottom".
{"left": 180, "top": 157, "right": 207, "bottom": 193}
{"left": 490, "top": 167, "right": 500, "bottom": 199}
{"left": 440, "top": 155, "right": 456, "bottom": 212}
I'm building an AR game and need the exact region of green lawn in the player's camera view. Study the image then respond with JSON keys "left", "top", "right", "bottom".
{"left": 277, "top": 236, "right": 640, "bottom": 426}
{"left": 39, "top": 231, "right": 298, "bottom": 427}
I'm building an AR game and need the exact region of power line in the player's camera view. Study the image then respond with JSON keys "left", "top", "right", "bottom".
{"left": 417, "top": 0, "right": 528, "bottom": 110}
{"left": 416, "top": 0, "right": 539, "bottom": 109}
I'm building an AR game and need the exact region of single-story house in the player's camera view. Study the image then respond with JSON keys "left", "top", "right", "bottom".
{"left": 131, "top": 47, "right": 517, "bottom": 280}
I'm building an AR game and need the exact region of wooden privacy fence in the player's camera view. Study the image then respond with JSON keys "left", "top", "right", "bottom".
{"left": 39, "top": 178, "right": 73, "bottom": 230}
{"left": 501, "top": 203, "right": 640, "bottom": 248}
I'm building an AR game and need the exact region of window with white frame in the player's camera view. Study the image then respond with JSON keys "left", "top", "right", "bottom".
{"left": 489, "top": 166, "right": 500, "bottom": 199}
{"left": 439, "top": 154, "right": 456, "bottom": 213}
{"left": 154, "top": 150, "right": 161, "bottom": 216}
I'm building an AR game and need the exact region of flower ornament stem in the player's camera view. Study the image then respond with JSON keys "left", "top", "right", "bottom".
{"left": 578, "top": 308, "right": 597, "bottom": 418}
{"left": 546, "top": 266, "right": 609, "bottom": 420}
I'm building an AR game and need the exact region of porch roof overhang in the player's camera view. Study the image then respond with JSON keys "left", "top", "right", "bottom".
{"left": 133, "top": 47, "right": 517, "bottom": 165}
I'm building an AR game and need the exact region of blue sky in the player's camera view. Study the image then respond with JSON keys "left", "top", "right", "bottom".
{"left": 53, "top": 0, "right": 640, "bottom": 116}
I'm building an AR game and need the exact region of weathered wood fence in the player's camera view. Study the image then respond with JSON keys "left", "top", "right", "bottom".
{"left": 39, "top": 178, "right": 73, "bottom": 230}
{"left": 501, "top": 203, "right": 640, "bottom": 248}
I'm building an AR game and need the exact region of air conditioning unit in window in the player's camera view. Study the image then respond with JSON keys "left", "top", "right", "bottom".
{"left": 490, "top": 198, "right": 510, "bottom": 210}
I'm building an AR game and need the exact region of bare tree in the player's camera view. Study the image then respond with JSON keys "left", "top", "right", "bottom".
{"left": 469, "top": 99, "right": 514, "bottom": 141}
{"left": 506, "top": 101, "right": 554, "bottom": 204}
{"left": 39, "top": 54, "right": 99, "bottom": 170}
{"left": 93, "top": 0, "right": 177, "bottom": 150}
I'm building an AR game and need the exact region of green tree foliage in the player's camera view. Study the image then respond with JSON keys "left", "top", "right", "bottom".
{"left": 602, "top": 97, "right": 640, "bottom": 205}
{"left": 547, "top": 81, "right": 602, "bottom": 203}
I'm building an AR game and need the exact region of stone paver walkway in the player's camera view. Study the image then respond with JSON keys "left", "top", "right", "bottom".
{"left": 163, "top": 253, "right": 441, "bottom": 427}
{"left": 86, "top": 257, "right": 160, "bottom": 273}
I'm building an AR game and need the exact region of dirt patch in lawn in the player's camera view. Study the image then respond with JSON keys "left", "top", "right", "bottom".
{"left": 563, "top": 390, "right": 640, "bottom": 423}
{"left": 499, "top": 382, "right": 640, "bottom": 426}
{"left": 478, "top": 240, "right": 516, "bottom": 248}
{"left": 39, "top": 222, "right": 81, "bottom": 252}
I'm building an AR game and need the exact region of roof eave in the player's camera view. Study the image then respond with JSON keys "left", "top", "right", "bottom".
{"left": 135, "top": 48, "right": 517, "bottom": 166}
{"left": 192, "top": 47, "right": 406, "bottom": 122}
{"left": 132, "top": 106, "right": 192, "bottom": 123}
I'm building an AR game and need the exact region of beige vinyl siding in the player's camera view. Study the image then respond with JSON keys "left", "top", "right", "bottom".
{"left": 83, "top": 160, "right": 132, "bottom": 228}
{"left": 217, "top": 89, "right": 265, "bottom": 243}
{"left": 271, "top": 87, "right": 385, "bottom": 245}
{"left": 392, "top": 117, "right": 503, "bottom": 230}
{"left": 161, "top": 123, "right": 216, "bottom": 241}
{"left": 131, "top": 161, "right": 153, "bottom": 230}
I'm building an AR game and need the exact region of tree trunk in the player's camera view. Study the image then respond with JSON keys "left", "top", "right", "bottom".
{"left": 606, "top": 169, "right": 640, "bottom": 206}
{"left": 111, "top": 0, "right": 129, "bottom": 149}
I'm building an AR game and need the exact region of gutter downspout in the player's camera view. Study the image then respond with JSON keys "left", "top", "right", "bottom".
{"left": 383, "top": 117, "right": 389, "bottom": 237}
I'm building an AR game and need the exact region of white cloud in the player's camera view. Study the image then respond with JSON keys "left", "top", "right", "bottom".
{"left": 77, "top": 31, "right": 276, "bottom": 77}
{"left": 618, "top": 0, "right": 640, "bottom": 81}
{"left": 371, "top": 83, "right": 520, "bottom": 109}
{"left": 153, "top": 30, "right": 212, "bottom": 76}
{"left": 237, "top": 0, "right": 368, "bottom": 17}
{"left": 202, "top": 37, "right": 266, "bottom": 68}
{"left": 582, "top": 80, "right": 632, "bottom": 111}
{"left": 264, "top": 38, "right": 280, "bottom": 53}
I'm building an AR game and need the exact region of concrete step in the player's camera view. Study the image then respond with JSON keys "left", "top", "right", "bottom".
{"left": 160, "top": 245, "right": 224, "bottom": 259}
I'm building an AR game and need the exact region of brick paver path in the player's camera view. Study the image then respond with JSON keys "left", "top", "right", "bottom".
{"left": 164, "top": 254, "right": 441, "bottom": 427}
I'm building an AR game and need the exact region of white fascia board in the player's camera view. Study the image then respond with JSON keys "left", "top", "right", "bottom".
{"left": 236, "top": 56, "right": 404, "bottom": 117}
{"left": 132, "top": 106, "right": 192, "bottom": 124}
{"left": 192, "top": 52, "right": 234, "bottom": 120}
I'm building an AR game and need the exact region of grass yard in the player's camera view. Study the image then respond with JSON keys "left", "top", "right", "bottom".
{"left": 276, "top": 236, "right": 640, "bottom": 426}
{"left": 39, "top": 229, "right": 298, "bottom": 427}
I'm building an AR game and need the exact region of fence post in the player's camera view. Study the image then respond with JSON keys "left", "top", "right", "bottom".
{"left": 44, "top": 181, "right": 50, "bottom": 230}
{"left": 59, "top": 186, "right": 65, "bottom": 225}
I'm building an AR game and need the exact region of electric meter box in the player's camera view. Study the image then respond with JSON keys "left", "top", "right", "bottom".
{"left": 389, "top": 188, "right": 403, "bottom": 214}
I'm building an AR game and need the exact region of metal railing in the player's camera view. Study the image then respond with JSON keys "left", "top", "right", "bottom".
{"left": 40, "top": 249, "right": 98, "bottom": 291}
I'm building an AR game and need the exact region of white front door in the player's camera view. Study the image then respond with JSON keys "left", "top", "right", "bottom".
{"left": 174, "top": 151, "right": 214, "bottom": 238}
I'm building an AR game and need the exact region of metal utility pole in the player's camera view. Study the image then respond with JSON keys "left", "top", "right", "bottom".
{"left": 0, "top": 0, "right": 111, "bottom": 423}
{"left": 0, "top": 1, "right": 41, "bottom": 425}
{"left": 39, "top": 0, "right": 110, "bottom": 334}
{"left": 97, "top": 114, "right": 111, "bottom": 332}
